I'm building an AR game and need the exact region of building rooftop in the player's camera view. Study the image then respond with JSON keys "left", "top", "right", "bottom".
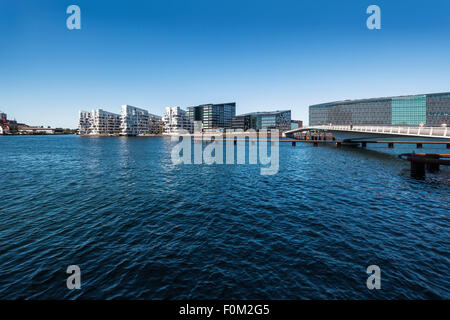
{"left": 190, "top": 102, "right": 236, "bottom": 107}
{"left": 310, "top": 92, "right": 450, "bottom": 108}
{"left": 235, "top": 110, "right": 291, "bottom": 117}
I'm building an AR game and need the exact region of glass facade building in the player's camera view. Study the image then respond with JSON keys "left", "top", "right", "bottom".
{"left": 391, "top": 96, "right": 426, "bottom": 125}
{"left": 231, "top": 114, "right": 256, "bottom": 132}
{"left": 187, "top": 102, "right": 236, "bottom": 132}
{"left": 232, "top": 110, "right": 292, "bottom": 132}
{"left": 290, "top": 120, "right": 303, "bottom": 130}
{"left": 309, "top": 92, "right": 450, "bottom": 126}
{"left": 426, "top": 93, "right": 450, "bottom": 126}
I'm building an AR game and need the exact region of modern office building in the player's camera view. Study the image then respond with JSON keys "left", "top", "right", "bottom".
{"left": 120, "top": 105, "right": 162, "bottom": 136}
{"left": 162, "top": 107, "right": 193, "bottom": 134}
{"left": 290, "top": 120, "right": 303, "bottom": 130}
{"left": 231, "top": 114, "right": 257, "bottom": 132}
{"left": 231, "top": 110, "right": 292, "bottom": 132}
{"left": 187, "top": 102, "right": 236, "bottom": 132}
{"left": 309, "top": 92, "right": 450, "bottom": 126}
{"left": 78, "top": 109, "right": 122, "bottom": 135}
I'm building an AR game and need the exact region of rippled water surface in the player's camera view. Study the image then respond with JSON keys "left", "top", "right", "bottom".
{"left": 0, "top": 135, "right": 449, "bottom": 299}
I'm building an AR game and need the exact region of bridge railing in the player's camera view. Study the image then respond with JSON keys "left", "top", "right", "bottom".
{"left": 325, "top": 125, "right": 448, "bottom": 138}
{"left": 291, "top": 125, "right": 449, "bottom": 138}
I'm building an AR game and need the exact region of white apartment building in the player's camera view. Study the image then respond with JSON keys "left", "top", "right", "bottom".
{"left": 78, "top": 106, "right": 163, "bottom": 136}
{"left": 162, "top": 107, "right": 193, "bottom": 134}
{"left": 120, "top": 105, "right": 162, "bottom": 136}
{"left": 78, "top": 111, "right": 92, "bottom": 135}
{"left": 78, "top": 109, "right": 121, "bottom": 135}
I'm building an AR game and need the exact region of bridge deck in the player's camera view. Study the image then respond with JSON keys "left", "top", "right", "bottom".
{"left": 285, "top": 125, "right": 450, "bottom": 139}
{"left": 193, "top": 138, "right": 450, "bottom": 146}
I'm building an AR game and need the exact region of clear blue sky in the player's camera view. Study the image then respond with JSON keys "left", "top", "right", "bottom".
{"left": 1, "top": 0, "right": 450, "bottom": 128}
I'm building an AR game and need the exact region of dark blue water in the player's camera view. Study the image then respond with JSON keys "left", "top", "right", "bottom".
{"left": 0, "top": 135, "right": 448, "bottom": 299}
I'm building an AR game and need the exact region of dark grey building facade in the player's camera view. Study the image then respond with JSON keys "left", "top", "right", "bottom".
{"left": 232, "top": 110, "right": 292, "bottom": 132}
{"left": 309, "top": 92, "right": 450, "bottom": 126}
{"left": 187, "top": 102, "right": 236, "bottom": 132}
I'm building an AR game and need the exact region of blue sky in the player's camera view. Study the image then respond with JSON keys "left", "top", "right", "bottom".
{"left": 1, "top": 0, "right": 450, "bottom": 128}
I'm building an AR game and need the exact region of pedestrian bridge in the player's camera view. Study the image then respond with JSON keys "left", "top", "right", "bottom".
{"left": 284, "top": 125, "right": 450, "bottom": 141}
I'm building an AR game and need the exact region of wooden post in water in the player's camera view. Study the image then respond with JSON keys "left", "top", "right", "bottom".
{"left": 410, "top": 156, "right": 425, "bottom": 178}
{"left": 425, "top": 154, "right": 440, "bottom": 173}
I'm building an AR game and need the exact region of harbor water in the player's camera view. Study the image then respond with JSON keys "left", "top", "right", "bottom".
{"left": 0, "top": 135, "right": 448, "bottom": 299}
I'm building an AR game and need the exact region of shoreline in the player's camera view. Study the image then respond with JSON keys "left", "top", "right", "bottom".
{"left": 78, "top": 132, "right": 280, "bottom": 138}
